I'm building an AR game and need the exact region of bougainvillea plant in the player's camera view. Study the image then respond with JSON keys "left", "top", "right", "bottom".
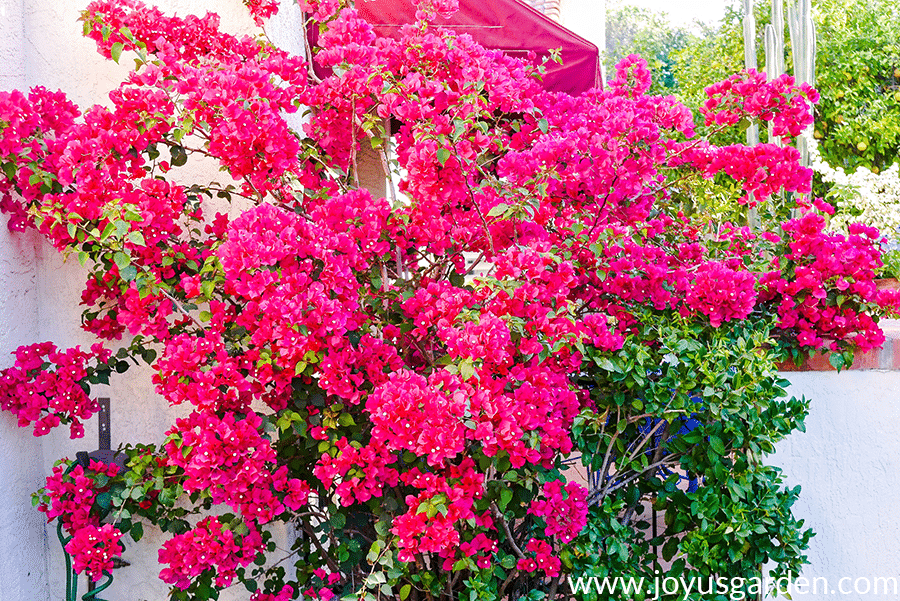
{"left": 2, "top": 0, "right": 898, "bottom": 600}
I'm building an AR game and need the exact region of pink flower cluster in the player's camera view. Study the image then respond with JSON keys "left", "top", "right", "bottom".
{"left": 701, "top": 71, "right": 819, "bottom": 141}
{"left": 4, "top": 0, "right": 900, "bottom": 596}
{"left": 367, "top": 370, "right": 468, "bottom": 466}
{"left": 242, "top": 0, "right": 279, "bottom": 25}
{"left": 517, "top": 539, "right": 561, "bottom": 578}
{"left": 39, "top": 460, "right": 119, "bottom": 535}
{"left": 414, "top": 0, "right": 461, "bottom": 20}
{"left": 0, "top": 342, "right": 110, "bottom": 437}
{"left": 391, "top": 458, "right": 493, "bottom": 563}
{"left": 65, "top": 524, "right": 123, "bottom": 582}
{"left": 458, "top": 533, "right": 498, "bottom": 570}
{"left": 685, "top": 261, "right": 757, "bottom": 327}
{"left": 313, "top": 436, "right": 400, "bottom": 506}
{"left": 164, "top": 411, "right": 309, "bottom": 522}
{"left": 0, "top": 87, "right": 80, "bottom": 231}
{"left": 158, "top": 516, "right": 264, "bottom": 590}
{"left": 607, "top": 54, "right": 653, "bottom": 98}
{"left": 761, "top": 214, "right": 900, "bottom": 351}
{"left": 252, "top": 585, "right": 296, "bottom": 601}
{"left": 528, "top": 480, "right": 588, "bottom": 543}
{"left": 300, "top": 569, "right": 340, "bottom": 600}
{"left": 689, "top": 143, "right": 813, "bottom": 205}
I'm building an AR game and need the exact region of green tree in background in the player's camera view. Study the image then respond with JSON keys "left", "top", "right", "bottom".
{"left": 672, "top": 3, "right": 760, "bottom": 128}
{"left": 811, "top": 0, "right": 900, "bottom": 172}
{"left": 604, "top": 2, "right": 695, "bottom": 94}
{"left": 672, "top": 0, "right": 900, "bottom": 172}
{"left": 609, "top": 0, "right": 900, "bottom": 227}
{"left": 605, "top": 3, "right": 776, "bottom": 224}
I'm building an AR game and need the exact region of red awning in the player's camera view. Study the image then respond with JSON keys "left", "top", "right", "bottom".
{"left": 310, "top": 0, "right": 602, "bottom": 96}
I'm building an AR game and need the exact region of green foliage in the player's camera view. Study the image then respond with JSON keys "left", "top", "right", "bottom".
{"left": 674, "top": 7, "right": 748, "bottom": 114}
{"left": 812, "top": 0, "right": 900, "bottom": 171}
{"left": 604, "top": 3, "right": 696, "bottom": 94}
{"left": 672, "top": 3, "right": 770, "bottom": 139}
{"left": 570, "top": 311, "right": 812, "bottom": 599}
{"left": 674, "top": 0, "right": 900, "bottom": 171}
{"left": 878, "top": 249, "right": 900, "bottom": 279}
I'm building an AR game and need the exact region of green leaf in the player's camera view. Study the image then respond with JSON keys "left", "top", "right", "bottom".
{"left": 828, "top": 352, "right": 845, "bottom": 371}
{"left": 127, "top": 231, "right": 146, "bottom": 246}
{"left": 119, "top": 265, "right": 138, "bottom": 282}
{"left": 661, "top": 536, "right": 679, "bottom": 561}
{"left": 709, "top": 435, "right": 727, "bottom": 455}
{"left": 436, "top": 147, "right": 451, "bottom": 166}
{"left": 131, "top": 522, "right": 144, "bottom": 542}
{"left": 110, "top": 42, "right": 125, "bottom": 64}
{"left": 486, "top": 203, "right": 509, "bottom": 218}
{"left": 330, "top": 512, "right": 346, "bottom": 529}
{"left": 170, "top": 145, "right": 188, "bottom": 167}
{"left": 366, "top": 540, "right": 383, "bottom": 563}
{"left": 113, "top": 251, "right": 131, "bottom": 269}
{"left": 400, "top": 585, "right": 411, "bottom": 600}
{"left": 459, "top": 360, "right": 475, "bottom": 380}
{"left": 448, "top": 271, "right": 464, "bottom": 287}
{"left": 374, "top": 520, "right": 390, "bottom": 537}
{"left": 96, "top": 492, "right": 112, "bottom": 510}
{"left": 537, "top": 118, "right": 549, "bottom": 133}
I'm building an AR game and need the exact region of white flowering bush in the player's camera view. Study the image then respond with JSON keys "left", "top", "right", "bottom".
{"left": 809, "top": 135, "right": 900, "bottom": 244}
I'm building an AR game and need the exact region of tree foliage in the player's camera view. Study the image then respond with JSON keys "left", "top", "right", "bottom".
{"left": 811, "top": 0, "right": 900, "bottom": 171}
{"left": 673, "top": 0, "right": 900, "bottom": 172}
{"left": 604, "top": 2, "right": 695, "bottom": 94}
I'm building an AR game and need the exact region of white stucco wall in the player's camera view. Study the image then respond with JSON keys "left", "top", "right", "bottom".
{"left": 1, "top": 0, "right": 52, "bottom": 598}
{"left": 0, "top": 229, "right": 49, "bottom": 600}
{"left": 0, "top": 0, "right": 305, "bottom": 599}
{"left": 769, "top": 371, "right": 900, "bottom": 600}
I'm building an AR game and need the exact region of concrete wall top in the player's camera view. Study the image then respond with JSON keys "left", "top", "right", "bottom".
{"left": 779, "top": 319, "right": 900, "bottom": 371}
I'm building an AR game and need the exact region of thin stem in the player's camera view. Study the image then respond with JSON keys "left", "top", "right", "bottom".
{"left": 547, "top": 574, "right": 562, "bottom": 601}
{"left": 450, "top": 141, "right": 495, "bottom": 256}
{"left": 622, "top": 417, "right": 668, "bottom": 466}
{"left": 300, "top": 517, "right": 341, "bottom": 573}
{"left": 601, "top": 456, "right": 678, "bottom": 497}
{"left": 491, "top": 502, "right": 525, "bottom": 560}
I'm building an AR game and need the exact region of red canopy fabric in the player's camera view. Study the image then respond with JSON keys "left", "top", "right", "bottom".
{"left": 311, "top": 0, "right": 602, "bottom": 96}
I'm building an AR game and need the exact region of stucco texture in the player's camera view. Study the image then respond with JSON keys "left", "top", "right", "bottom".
{"left": 0, "top": 0, "right": 305, "bottom": 599}
{"left": 769, "top": 372, "right": 900, "bottom": 599}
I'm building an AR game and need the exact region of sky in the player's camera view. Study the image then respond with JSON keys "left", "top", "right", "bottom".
{"left": 620, "top": 0, "right": 732, "bottom": 29}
